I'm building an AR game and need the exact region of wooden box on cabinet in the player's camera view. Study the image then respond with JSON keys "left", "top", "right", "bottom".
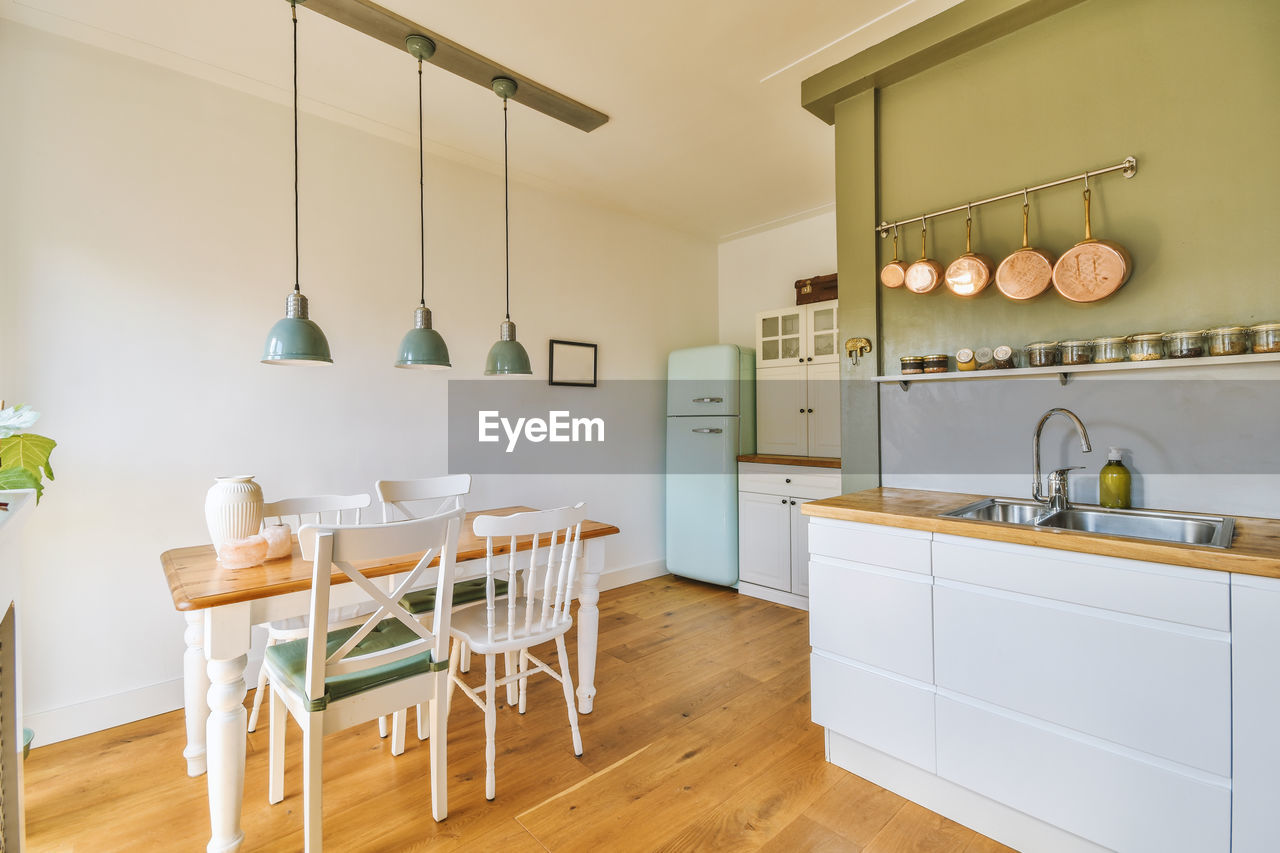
{"left": 794, "top": 273, "right": 837, "bottom": 305}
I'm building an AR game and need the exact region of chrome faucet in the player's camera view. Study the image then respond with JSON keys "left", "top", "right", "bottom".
{"left": 1032, "top": 407, "right": 1093, "bottom": 512}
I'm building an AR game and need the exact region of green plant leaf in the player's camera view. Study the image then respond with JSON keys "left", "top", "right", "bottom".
{"left": 0, "top": 466, "right": 42, "bottom": 500}
{"left": 0, "top": 433, "right": 57, "bottom": 481}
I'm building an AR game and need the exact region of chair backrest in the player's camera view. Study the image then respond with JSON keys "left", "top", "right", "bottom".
{"left": 376, "top": 475, "right": 471, "bottom": 522}
{"left": 472, "top": 503, "right": 586, "bottom": 643}
{"left": 263, "top": 493, "right": 372, "bottom": 530}
{"left": 297, "top": 508, "right": 464, "bottom": 705}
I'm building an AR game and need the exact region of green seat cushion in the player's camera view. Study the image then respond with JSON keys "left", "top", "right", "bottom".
{"left": 401, "top": 578, "right": 507, "bottom": 615}
{"left": 265, "top": 618, "right": 446, "bottom": 712}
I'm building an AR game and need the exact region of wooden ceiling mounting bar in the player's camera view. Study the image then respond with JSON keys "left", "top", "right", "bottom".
{"left": 302, "top": 0, "right": 609, "bottom": 132}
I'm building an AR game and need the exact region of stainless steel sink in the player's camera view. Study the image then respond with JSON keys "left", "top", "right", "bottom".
{"left": 941, "top": 498, "right": 1236, "bottom": 549}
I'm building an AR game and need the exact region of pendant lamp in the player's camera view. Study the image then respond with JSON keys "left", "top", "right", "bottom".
{"left": 262, "top": 0, "right": 332, "bottom": 366}
{"left": 484, "top": 77, "right": 532, "bottom": 376}
{"left": 395, "top": 35, "right": 451, "bottom": 369}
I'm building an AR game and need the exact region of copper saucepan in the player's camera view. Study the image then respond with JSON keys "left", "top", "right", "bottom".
{"left": 995, "top": 194, "right": 1055, "bottom": 301}
{"left": 904, "top": 218, "right": 944, "bottom": 294}
{"left": 880, "top": 224, "right": 907, "bottom": 288}
{"left": 944, "top": 205, "right": 994, "bottom": 297}
{"left": 1052, "top": 186, "right": 1132, "bottom": 302}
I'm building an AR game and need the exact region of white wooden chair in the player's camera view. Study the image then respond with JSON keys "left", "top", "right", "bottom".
{"left": 247, "top": 494, "right": 372, "bottom": 734}
{"left": 448, "top": 503, "right": 586, "bottom": 800}
{"left": 266, "top": 508, "right": 463, "bottom": 850}
{"left": 375, "top": 475, "right": 490, "bottom": 747}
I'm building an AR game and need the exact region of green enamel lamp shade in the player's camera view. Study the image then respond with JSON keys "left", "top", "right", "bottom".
{"left": 396, "top": 306, "right": 451, "bottom": 369}
{"left": 484, "top": 319, "right": 531, "bottom": 375}
{"left": 261, "top": 292, "right": 332, "bottom": 365}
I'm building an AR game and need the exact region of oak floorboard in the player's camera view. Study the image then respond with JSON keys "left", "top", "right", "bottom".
{"left": 24, "top": 576, "right": 1011, "bottom": 852}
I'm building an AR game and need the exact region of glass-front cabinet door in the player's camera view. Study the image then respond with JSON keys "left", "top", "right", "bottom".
{"left": 756, "top": 308, "right": 807, "bottom": 368}
{"left": 807, "top": 302, "right": 839, "bottom": 365}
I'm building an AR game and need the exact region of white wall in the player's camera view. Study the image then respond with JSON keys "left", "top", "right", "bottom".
{"left": 716, "top": 211, "right": 836, "bottom": 350}
{"left": 0, "top": 21, "right": 718, "bottom": 742}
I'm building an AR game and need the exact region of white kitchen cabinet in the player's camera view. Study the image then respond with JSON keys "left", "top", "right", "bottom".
{"left": 736, "top": 463, "right": 840, "bottom": 608}
{"left": 756, "top": 359, "right": 840, "bottom": 457}
{"left": 808, "top": 517, "right": 1237, "bottom": 853}
{"left": 1229, "top": 574, "right": 1280, "bottom": 853}
{"left": 755, "top": 302, "right": 839, "bottom": 368}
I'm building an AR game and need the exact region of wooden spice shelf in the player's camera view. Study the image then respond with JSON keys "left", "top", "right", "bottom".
{"left": 875, "top": 351, "right": 1280, "bottom": 390}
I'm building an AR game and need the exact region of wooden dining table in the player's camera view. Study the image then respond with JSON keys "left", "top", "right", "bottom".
{"left": 162, "top": 505, "right": 619, "bottom": 853}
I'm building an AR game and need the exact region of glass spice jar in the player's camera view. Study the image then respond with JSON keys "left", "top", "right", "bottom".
{"left": 1205, "top": 326, "right": 1249, "bottom": 357}
{"left": 900, "top": 355, "right": 925, "bottom": 375}
{"left": 1092, "top": 335, "right": 1129, "bottom": 364}
{"left": 1164, "top": 329, "right": 1207, "bottom": 359}
{"left": 1059, "top": 340, "right": 1094, "bottom": 366}
{"left": 1025, "top": 341, "right": 1061, "bottom": 368}
{"left": 1127, "top": 332, "right": 1165, "bottom": 361}
{"left": 993, "top": 345, "right": 1015, "bottom": 369}
{"left": 923, "top": 354, "right": 950, "bottom": 373}
{"left": 1248, "top": 322, "right": 1280, "bottom": 354}
{"left": 955, "top": 348, "right": 976, "bottom": 371}
{"left": 975, "top": 347, "right": 995, "bottom": 370}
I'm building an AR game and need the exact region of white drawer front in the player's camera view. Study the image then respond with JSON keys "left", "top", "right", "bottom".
{"left": 937, "top": 696, "right": 1230, "bottom": 853}
{"left": 934, "top": 582, "right": 1230, "bottom": 777}
{"left": 808, "top": 518, "right": 932, "bottom": 575}
{"left": 932, "top": 535, "right": 1229, "bottom": 630}
{"left": 810, "top": 557, "right": 932, "bottom": 682}
{"left": 739, "top": 464, "right": 841, "bottom": 501}
{"left": 810, "top": 652, "right": 935, "bottom": 772}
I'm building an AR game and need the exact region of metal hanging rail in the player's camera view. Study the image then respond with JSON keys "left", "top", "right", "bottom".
{"left": 876, "top": 156, "right": 1137, "bottom": 237}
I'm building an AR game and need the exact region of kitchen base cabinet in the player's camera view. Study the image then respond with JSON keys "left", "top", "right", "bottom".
{"left": 936, "top": 695, "right": 1230, "bottom": 853}
{"left": 736, "top": 463, "right": 840, "bottom": 608}
{"left": 809, "top": 516, "right": 1241, "bottom": 853}
{"left": 1230, "top": 574, "right": 1280, "bottom": 853}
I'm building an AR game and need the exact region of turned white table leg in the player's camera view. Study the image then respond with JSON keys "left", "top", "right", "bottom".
{"left": 204, "top": 604, "right": 251, "bottom": 853}
{"left": 183, "top": 610, "right": 210, "bottom": 777}
{"left": 575, "top": 541, "right": 604, "bottom": 714}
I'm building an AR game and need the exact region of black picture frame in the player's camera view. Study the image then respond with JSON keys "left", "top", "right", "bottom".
{"left": 548, "top": 339, "right": 598, "bottom": 387}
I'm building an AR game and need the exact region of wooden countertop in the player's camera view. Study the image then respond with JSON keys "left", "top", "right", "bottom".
{"left": 802, "top": 488, "right": 1280, "bottom": 580}
{"left": 162, "top": 506, "right": 620, "bottom": 612}
{"left": 737, "top": 454, "right": 841, "bottom": 469}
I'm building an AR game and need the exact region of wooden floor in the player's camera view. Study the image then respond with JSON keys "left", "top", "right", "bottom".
{"left": 25, "top": 577, "right": 1014, "bottom": 851}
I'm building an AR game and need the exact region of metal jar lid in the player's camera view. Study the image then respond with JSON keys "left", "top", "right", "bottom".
{"left": 956, "top": 348, "right": 975, "bottom": 362}
{"left": 1059, "top": 339, "right": 1093, "bottom": 348}
{"left": 1127, "top": 332, "right": 1164, "bottom": 342}
{"left": 1205, "top": 325, "right": 1247, "bottom": 335}
{"left": 993, "top": 345, "right": 1013, "bottom": 360}
{"left": 1092, "top": 335, "right": 1128, "bottom": 344}
{"left": 1248, "top": 322, "right": 1280, "bottom": 332}
{"left": 1163, "top": 329, "right": 1206, "bottom": 340}
{"left": 900, "top": 355, "right": 925, "bottom": 364}
{"left": 1024, "top": 341, "right": 1060, "bottom": 351}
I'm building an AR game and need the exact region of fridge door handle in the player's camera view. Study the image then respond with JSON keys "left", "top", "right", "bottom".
{"left": 691, "top": 428, "right": 724, "bottom": 434}
{"left": 691, "top": 397, "right": 724, "bottom": 403}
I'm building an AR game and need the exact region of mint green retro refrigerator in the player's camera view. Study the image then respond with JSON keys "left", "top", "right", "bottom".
{"left": 665, "top": 345, "right": 756, "bottom": 586}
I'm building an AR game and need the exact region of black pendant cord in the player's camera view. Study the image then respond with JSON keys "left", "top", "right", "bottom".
{"left": 292, "top": 2, "right": 300, "bottom": 294}
{"left": 418, "top": 60, "right": 426, "bottom": 307}
{"left": 503, "top": 97, "right": 510, "bottom": 321}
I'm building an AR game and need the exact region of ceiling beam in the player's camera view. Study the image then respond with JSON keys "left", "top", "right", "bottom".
{"left": 301, "top": 0, "right": 609, "bottom": 132}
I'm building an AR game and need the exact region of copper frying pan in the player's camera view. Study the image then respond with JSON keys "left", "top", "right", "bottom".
{"left": 945, "top": 205, "right": 994, "bottom": 296}
{"left": 1052, "top": 187, "right": 1132, "bottom": 302}
{"left": 880, "top": 224, "right": 907, "bottom": 288}
{"left": 904, "top": 218, "right": 944, "bottom": 294}
{"left": 995, "top": 194, "right": 1055, "bottom": 301}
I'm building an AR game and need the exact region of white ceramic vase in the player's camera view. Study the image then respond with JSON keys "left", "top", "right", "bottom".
{"left": 205, "top": 475, "right": 264, "bottom": 558}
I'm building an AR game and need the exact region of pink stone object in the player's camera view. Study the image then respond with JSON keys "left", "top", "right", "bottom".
{"left": 219, "top": 534, "right": 269, "bottom": 569}
{"left": 262, "top": 524, "right": 292, "bottom": 560}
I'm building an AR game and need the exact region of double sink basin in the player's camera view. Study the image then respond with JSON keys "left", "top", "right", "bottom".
{"left": 941, "top": 498, "right": 1236, "bottom": 549}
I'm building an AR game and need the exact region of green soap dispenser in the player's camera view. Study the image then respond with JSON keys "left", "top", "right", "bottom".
{"left": 1099, "top": 447, "right": 1131, "bottom": 509}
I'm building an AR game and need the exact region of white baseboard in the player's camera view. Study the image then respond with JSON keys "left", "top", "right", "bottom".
{"left": 25, "top": 678, "right": 186, "bottom": 748}
{"left": 737, "top": 581, "right": 809, "bottom": 611}
{"left": 27, "top": 561, "right": 667, "bottom": 746}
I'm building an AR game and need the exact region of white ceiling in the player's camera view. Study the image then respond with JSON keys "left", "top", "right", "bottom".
{"left": 4, "top": 0, "right": 961, "bottom": 240}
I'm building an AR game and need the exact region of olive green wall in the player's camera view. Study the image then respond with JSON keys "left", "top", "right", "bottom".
{"left": 844, "top": 0, "right": 1280, "bottom": 368}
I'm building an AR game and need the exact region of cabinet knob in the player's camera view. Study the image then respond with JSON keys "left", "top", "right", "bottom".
{"left": 785, "top": 478, "right": 791, "bottom": 484}
{"left": 780, "top": 498, "right": 787, "bottom": 504}
{"left": 807, "top": 408, "right": 814, "bottom": 413}
{"left": 799, "top": 408, "right": 805, "bottom": 414}
{"left": 798, "top": 358, "right": 804, "bottom": 363}
{"left": 807, "top": 357, "right": 813, "bottom": 362}
{"left": 790, "top": 500, "right": 796, "bottom": 505}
